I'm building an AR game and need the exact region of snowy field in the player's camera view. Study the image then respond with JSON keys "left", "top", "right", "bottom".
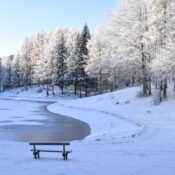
{"left": 0, "top": 86, "right": 175, "bottom": 175}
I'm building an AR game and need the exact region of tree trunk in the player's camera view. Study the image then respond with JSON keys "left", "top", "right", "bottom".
{"left": 85, "top": 86, "right": 88, "bottom": 97}
{"left": 131, "top": 75, "right": 135, "bottom": 86}
{"left": 61, "top": 86, "right": 64, "bottom": 95}
{"left": 141, "top": 43, "right": 148, "bottom": 95}
{"left": 143, "top": 81, "right": 147, "bottom": 95}
{"left": 52, "top": 85, "right": 55, "bottom": 95}
{"left": 79, "top": 87, "right": 82, "bottom": 98}
{"left": 46, "top": 84, "right": 49, "bottom": 96}
{"left": 155, "top": 81, "right": 158, "bottom": 89}
{"left": 148, "top": 77, "right": 152, "bottom": 96}
{"left": 163, "top": 79, "right": 167, "bottom": 98}
{"left": 159, "top": 88, "right": 162, "bottom": 102}
{"left": 74, "top": 82, "right": 77, "bottom": 95}
{"left": 95, "top": 85, "right": 98, "bottom": 95}
{"left": 159, "top": 81, "right": 163, "bottom": 102}
{"left": 98, "top": 72, "right": 103, "bottom": 94}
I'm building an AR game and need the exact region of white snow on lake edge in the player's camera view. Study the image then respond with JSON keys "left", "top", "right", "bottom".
{"left": 1, "top": 86, "right": 175, "bottom": 175}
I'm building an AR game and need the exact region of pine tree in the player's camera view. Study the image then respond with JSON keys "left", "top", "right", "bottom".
{"left": 51, "top": 30, "right": 67, "bottom": 95}
{"left": 77, "top": 24, "right": 91, "bottom": 97}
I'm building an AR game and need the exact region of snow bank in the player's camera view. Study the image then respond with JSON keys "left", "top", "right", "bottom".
{"left": 0, "top": 85, "right": 77, "bottom": 102}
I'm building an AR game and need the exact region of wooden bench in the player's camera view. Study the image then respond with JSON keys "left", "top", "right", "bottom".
{"left": 29, "top": 142, "right": 72, "bottom": 160}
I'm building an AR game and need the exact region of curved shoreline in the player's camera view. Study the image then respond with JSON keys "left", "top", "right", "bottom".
{"left": 47, "top": 102, "right": 148, "bottom": 143}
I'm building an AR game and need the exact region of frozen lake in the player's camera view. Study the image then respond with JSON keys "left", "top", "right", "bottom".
{"left": 0, "top": 99, "right": 90, "bottom": 142}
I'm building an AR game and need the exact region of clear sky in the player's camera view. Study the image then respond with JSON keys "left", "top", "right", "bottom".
{"left": 0, "top": 0, "right": 117, "bottom": 57}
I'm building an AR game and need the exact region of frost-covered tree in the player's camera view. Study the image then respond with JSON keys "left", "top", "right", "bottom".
{"left": 30, "top": 31, "right": 46, "bottom": 85}
{"left": 149, "top": 0, "right": 175, "bottom": 100}
{"left": 66, "top": 29, "right": 80, "bottom": 94}
{"left": 76, "top": 24, "right": 91, "bottom": 97}
{"left": 86, "top": 26, "right": 110, "bottom": 93}
{"left": 11, "top": 53, "right": 21, "bottom": 87}
{"left": 49, "top": 28, "right": 67, "bottom": 94}
{"left": 78, "top": 24, "right": 91, "bottom": 76}
{"left": 38, "top": 35, "right": 54, "bottom": 96}
{"left": 112, "top": 0, "right": 152, "bottom": 94}
{"left": 55, "top": 35, "right": 67, "bottom": 94}
{"left": 19, "top": 37, "right": 34, "bottom": 87}
{"left": 1, "top": 55, "right": 13, "bottom": 89}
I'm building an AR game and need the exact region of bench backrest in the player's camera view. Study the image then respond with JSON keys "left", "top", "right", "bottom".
{"left": 29, "top": 142, "right": 70, "bottom": 146}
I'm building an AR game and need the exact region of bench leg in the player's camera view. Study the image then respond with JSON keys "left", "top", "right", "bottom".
{"left": 62, "top": 152, "right": 68, "bottom": 160}
{"left": 33, "top": 152, "right": 37, "bottom": 159}
{"left": 62, "top": 145, "right": 68, "bottom": 160}
{"left": 62, "top": 153, "right": 65, "bottom": 160}
{"left": 62, "top": 153, "right": 66, "bottom": 160}
{"left": 37, "top": 151, "right": 40, "bottom": 159}
{"left": 33, "top": 145, "right": 38, "bottom": 159}
{"left": 33, "top": 151, "right": 40, "bottom": 159}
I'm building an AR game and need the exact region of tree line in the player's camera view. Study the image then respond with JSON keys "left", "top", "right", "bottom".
{"left": 0, "top": 24, "right": 93, "bottom": 97}
{"left": 1, "top": 0, "right": 175, "bottom": 101}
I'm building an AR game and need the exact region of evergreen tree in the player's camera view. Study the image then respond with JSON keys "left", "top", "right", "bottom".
{"left": 77, "top": 24, "right": 91, "bottom": 97}
{"left": 52, "top": 33, "right": 67, "bottom": 94}
{"left": 78, "top": 24, "right": 91, "bottom": 77}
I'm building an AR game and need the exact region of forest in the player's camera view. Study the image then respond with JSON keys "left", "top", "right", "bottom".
{"left": 0, "top": 0, "right": 175, "bottom": 101}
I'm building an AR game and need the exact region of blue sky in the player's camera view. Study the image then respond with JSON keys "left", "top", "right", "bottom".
{"left": 0, "top": 0, "right": 117, "bottom": 57}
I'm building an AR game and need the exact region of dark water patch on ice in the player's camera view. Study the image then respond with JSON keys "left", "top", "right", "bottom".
{"left": 0, "top": 99, "right": 90, "bottom": 142}
{"left": 23, "top": 119, "right": 46, "bottom": 122}
{"left": 0, "top": 120, "right": 13, "bottom": 123}
{"left": 13, "top": 116, "right": 24, "bottom": 119}
{"left": 31, "top": 110, "right": 41, "bottom": 113}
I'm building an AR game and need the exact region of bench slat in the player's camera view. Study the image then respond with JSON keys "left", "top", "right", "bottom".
{"left": 31, "top": 149, "right": 72, "bottom": 153}
{"left": 31, "top": 149, "right": 62, "bottom": 153}
{"left": 29, "top": 142, "right": 70, "bottom": 146}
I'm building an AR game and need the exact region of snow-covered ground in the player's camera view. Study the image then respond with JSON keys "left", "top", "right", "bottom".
{"left": 0, "top": 86, "right": 77, "bottom": 102}
{"left": 1, "top": 86, "right": 175, "bottom": 175}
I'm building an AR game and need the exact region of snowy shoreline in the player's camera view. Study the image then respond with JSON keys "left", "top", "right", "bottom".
{"left": 47, "top": 102, "right": 143, "bottom": 142}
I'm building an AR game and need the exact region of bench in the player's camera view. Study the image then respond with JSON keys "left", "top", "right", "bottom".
{"left": 29, "top": 142, "right": 72, "bottom": 160}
